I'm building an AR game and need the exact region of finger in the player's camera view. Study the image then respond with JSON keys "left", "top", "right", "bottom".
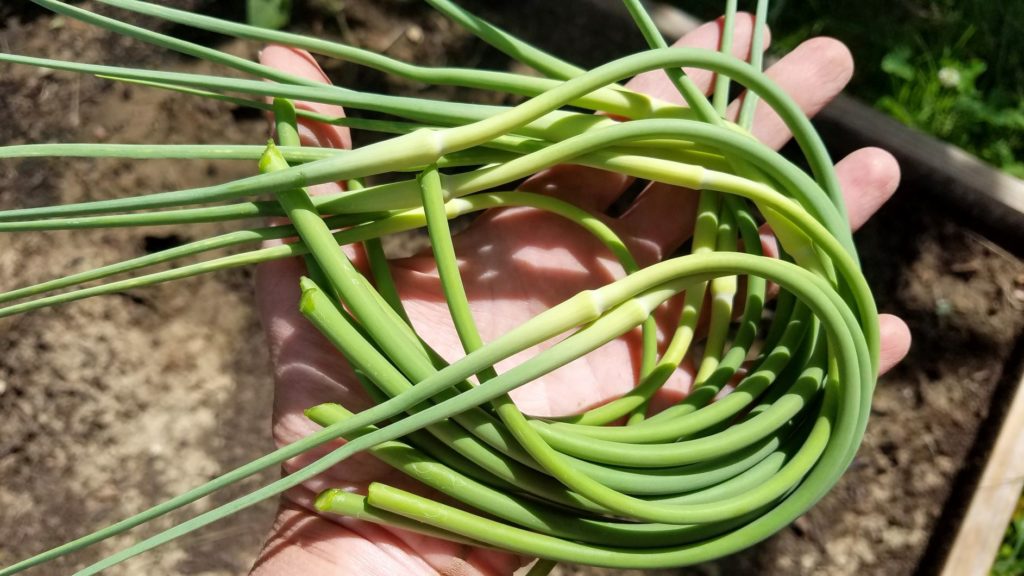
{"left": 758, "top": 146, "right": 899, "bottom": 240}
{"left": 258, "top": 45, "right": 352, "bottom": 153}
{"left": 756, "top": 146, "right": 901, "bottom": 290}
{"left": 625, "top": 35, "right": 854, "bottom": 257}
{"left": 614, "top": 15, "right": 770, "bottom": 255}
{"left": 255, "top": 45, "right": 356, "bottom": 221}
{"left": 627, "top": 12, "right": 770, "bottom": 103}
{"left": 879, "top": 314, "right": 912, "bottom": 375}
{"left": 259, "top": 45, "right": 350, "bottom": 202}
{"left": 726, "top": 36, "right": 853, "bottom": 150}
{"left": 834, "top": 147, "right": 901, "bottom": 230}
{"left": 520, "top": 13, "right": 769, "bottom": 213}
{"left": 626, "top": 37, "right": 861, "bottom": 259}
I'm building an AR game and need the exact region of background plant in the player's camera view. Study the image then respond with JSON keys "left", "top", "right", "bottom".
{"left": 248, "top": 0, "right": 291, "bottom": 30}
{"left": 673, "top": 0, "right": 1024, "bottom": 177}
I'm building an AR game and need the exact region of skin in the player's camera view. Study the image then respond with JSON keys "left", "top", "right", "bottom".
{"left": 249, "top": 14, "right": 913, "bottom": 576}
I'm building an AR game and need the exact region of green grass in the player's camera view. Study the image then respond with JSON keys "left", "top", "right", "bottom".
{"left": 992, "top": 495, "right": 1024, "bottom": 576}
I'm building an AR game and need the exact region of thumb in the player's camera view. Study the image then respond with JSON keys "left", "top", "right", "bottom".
{"left": 258, "top": 45, "right": 352, "bottom": 153}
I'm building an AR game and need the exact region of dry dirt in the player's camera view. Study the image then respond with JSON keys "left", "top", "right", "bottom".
{"left": 1, "top": 1, "right": 1023, "bottom": 575}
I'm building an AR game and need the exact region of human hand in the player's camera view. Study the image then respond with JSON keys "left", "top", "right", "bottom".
{"left": 249, "top": 14, "right": 912, "bottom": 575}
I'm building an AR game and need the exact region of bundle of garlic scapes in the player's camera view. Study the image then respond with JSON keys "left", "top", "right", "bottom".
{"left": 0, "top": 0, "right": 879, "bottom": 574}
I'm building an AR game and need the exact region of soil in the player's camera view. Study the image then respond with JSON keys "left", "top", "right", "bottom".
{"left": 1, "top": 1, "right": 1023, "bottom": 575}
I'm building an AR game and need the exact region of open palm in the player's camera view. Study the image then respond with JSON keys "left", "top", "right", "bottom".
{"left": 250, "top": 15, "right": 912, "bottom": 576}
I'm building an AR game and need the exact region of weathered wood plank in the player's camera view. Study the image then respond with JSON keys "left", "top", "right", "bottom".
{"left": 940, "top": 363, "right": 1024, "bottom": 576}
